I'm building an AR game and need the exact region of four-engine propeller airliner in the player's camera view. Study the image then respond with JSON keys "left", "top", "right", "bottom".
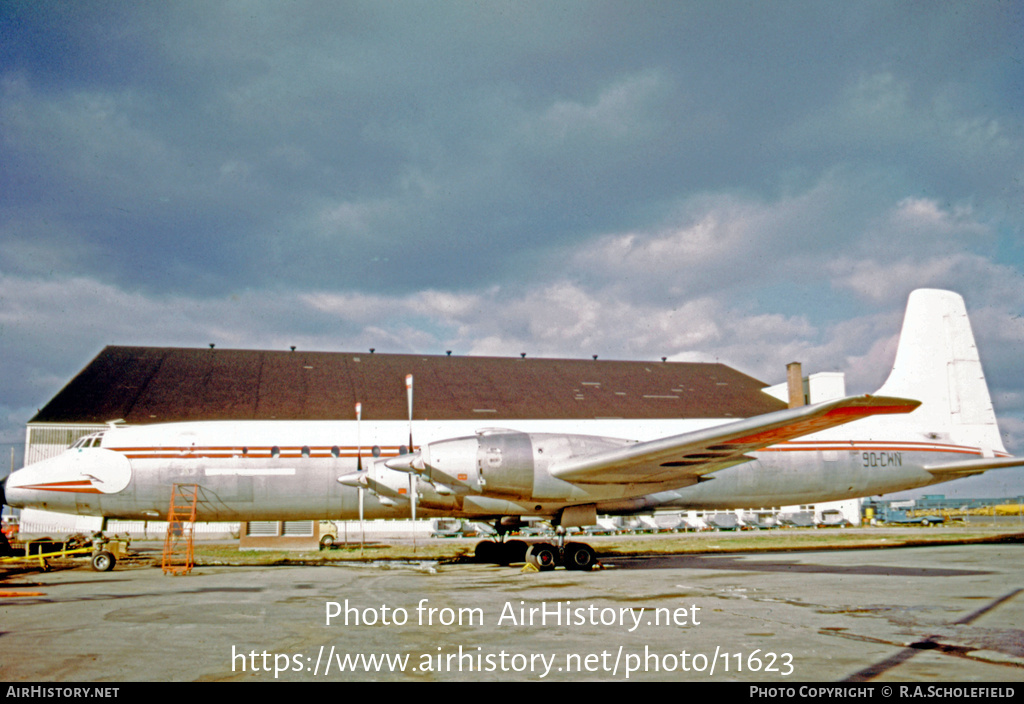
{"left": 3, "top": 289, "right": 1022, "bottom": 569}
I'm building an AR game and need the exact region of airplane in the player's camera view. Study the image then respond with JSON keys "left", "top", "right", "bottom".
{"left": 3, "top": 289, "right": 1022, "bottom": 570}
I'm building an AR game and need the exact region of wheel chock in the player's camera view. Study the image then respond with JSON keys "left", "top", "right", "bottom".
{"left": 521, "top": 562, "right": 539, "bottom": 573}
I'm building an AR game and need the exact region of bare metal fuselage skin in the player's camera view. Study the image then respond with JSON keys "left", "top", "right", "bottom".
{"left": 6, "top": 417, "right": 979, "bottom": 523}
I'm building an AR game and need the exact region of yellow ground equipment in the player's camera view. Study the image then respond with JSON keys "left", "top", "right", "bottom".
{"left": 0, "top": 535, "right": 127, "bottom": 572}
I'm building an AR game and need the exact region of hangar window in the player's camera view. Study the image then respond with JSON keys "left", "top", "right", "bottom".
{"left": 247, "top": 521, "right": 279, "bottom": 536}
{"left": 282, "top": 521, "right": 314, "bottom": 536}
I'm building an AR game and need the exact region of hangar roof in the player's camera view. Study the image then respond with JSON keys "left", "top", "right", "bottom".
{"left": 30, "top": 346, "right": 786, "bottom": 425}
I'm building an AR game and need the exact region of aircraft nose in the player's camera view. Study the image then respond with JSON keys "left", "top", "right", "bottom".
{"left": 4, "top": 466, "right": 33, "bottom": 508}
{"left": 5, "top": 448, "right": 132, "bottom": 505}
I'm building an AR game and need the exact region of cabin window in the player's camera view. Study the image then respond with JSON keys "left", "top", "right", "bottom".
{"left": 331, "top": 446, "right": 340, "bottom": 458}
{"left": 241, "top": 447, "right": 249, "bottom": 456}
{"left": 301, "top": 446, "right": 311, "bottom": 458}
{"left": 372, "top": 445, "right": 381, "bottom": 458}
{"left": 271, "top": 446, "right": 280, "bottom": 458}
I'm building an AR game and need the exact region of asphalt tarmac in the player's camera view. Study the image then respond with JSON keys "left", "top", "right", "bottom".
{"left": 2, "top": 541, "right": 1023, "bottom": 683}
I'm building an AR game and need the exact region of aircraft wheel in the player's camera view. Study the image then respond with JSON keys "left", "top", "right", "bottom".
{"left": 525, "top": 543, "right": 558, "bottom": 571}
{"left": 474, "top": 540, "right": 498, "bottom": 563}
{"left": 564, "top": 542, "right": 597, "bottom": 571}
{"left": 319, "top": 535, "right": 335, "bottom": 549}
{"left": 91, "top": 551, "right": 116, "bottom": 572}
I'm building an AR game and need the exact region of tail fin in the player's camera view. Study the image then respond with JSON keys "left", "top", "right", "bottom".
{"left": 876, "top": 289, "right": 1005, "bottom": 453}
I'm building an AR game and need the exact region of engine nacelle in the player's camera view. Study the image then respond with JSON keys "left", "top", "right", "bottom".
{"left": 417, "top": 428, "right": 635, "bottom": 502}
{"left": 421, "top": 429, "right": 534, "bottom": 498}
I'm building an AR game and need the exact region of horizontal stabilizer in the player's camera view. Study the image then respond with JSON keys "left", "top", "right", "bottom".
{"left": 924, "top": 456, "right": 1024, "bottom": 480}
{"left": 551, "top": 394, "right": 920, "bottom": 486}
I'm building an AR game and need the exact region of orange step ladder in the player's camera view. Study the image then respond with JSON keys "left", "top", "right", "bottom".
{"left": 162, "top": 483, "right": 198, "bottom": 575}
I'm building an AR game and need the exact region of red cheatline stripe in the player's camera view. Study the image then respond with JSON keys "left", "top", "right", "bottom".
{"left": 0, "top": 592, "right": 46, "bottom": 597}
{"left": 22, "top": 481, "right": 102, "bottom": 494}
{"left": 23, "top": 479, "right": 93, "bottom": 488}
{"left": 118, "top": 445, "right": 412, "bottom": 460}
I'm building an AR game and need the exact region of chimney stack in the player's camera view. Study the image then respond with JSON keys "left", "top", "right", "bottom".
{"left": 786, "top": 362, "right": 805, "bottom": 408}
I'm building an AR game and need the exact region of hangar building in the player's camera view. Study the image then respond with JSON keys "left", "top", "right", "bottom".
{"left": 26, "top": 345, "right": 788, "bottom": 465}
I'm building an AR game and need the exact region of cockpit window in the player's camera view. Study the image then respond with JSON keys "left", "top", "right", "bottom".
{"left": 72, "top": 432, "right": 106, "bottom": 449}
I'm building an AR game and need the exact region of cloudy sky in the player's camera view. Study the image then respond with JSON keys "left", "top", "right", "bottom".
{"left": 2, "top": 2, "right": 1022, "bottom": 496}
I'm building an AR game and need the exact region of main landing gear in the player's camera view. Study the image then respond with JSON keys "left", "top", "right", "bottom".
{"left": 523, "top": 541, "right": 597, "bottom": 571}
{"left": 475, "top": 526, "right": 598, "bottom": 571}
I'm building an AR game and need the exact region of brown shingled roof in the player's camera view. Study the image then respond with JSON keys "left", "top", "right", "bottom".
{"left": 30, "top": 346, "right": 786, "bottom": 424}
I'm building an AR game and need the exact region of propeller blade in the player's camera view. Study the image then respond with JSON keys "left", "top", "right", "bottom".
{"left": 355, "top": 402, "right": 363, "bottom": 472}
{"left": 406, "top": 374, "right": 417, "bottom": 551}
{"left": 409, "top": 474, "right": 417, "bottom": 522}
{"left": 409, "top": 472, "right": 418, "bottom": 552}
{"left": 358, "top": 480, "right": 364, "bottom": 550}
{"left": 353, "top": 400, "right": 365, "bottom": 550}
{"left": 405, "top": 374, "right": 414, "bottom": 451}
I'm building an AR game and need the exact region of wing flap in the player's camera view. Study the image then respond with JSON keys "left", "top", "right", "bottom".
{"left": 550, "top": 395, "right": 920, "bottom": 485}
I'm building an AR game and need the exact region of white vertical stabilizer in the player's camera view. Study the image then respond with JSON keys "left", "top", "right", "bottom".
{"left": 876, "top": 289, "right": 1005, "bottom": 453}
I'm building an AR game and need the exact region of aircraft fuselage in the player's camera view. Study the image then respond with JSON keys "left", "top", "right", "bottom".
{"left": 6, "top": 417, "right": 988, "bottom": 522}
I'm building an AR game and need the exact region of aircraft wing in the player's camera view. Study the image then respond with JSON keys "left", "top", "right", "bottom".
{"left": 550, "top": 395, "right": 920, "bottom": 485}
